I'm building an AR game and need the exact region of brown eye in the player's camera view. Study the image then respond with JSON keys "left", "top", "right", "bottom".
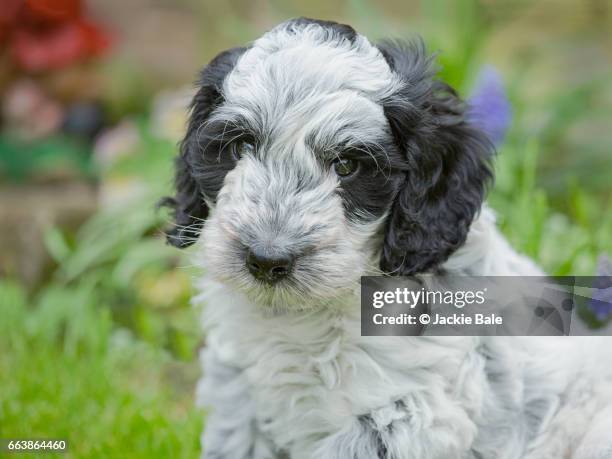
{"left": 230, "top": 140, "right": 255, "bottom": 161}
{"left": 332, "top": 157, "right": 358, "bottom": 178}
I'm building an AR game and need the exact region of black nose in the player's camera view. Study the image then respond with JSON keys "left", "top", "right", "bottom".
{"left": 246, "top": 249, "right": 294, "bottom": 284}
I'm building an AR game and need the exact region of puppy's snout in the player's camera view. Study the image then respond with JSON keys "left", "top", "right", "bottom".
{"left": 246, "top": 248, "right": 294, "bottom": 284}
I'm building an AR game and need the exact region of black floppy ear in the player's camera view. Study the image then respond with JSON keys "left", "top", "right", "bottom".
{"left": 378, "top": 39, "right": 494, "bottom": 275}
{"left": 160, "top": 47, "right": 246, "bottom": 248}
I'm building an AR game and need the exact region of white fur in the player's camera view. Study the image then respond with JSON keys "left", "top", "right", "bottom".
{"left": 196, "top": 209, "right": 612, "bottom": 459}
{"left": 189, "top": 21, "right": 612, "bottom": 459}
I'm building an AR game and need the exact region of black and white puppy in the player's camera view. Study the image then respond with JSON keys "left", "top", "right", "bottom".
{"left": 162, "top": 18, "right": 612, "bottom": 459}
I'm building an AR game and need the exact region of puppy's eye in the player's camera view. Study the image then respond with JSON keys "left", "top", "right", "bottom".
{"left": 332, "top": 157, "right": 358, "bottom": 178}
{"left": 230, "top": 140, "right": 255, "bottom": 161}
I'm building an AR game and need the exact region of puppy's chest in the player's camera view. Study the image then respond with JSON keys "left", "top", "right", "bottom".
{"left": 204, "top": 298, "right": 421, "bottom": 441}
{"left": 200, "top": 282, "right": 483, "bottom": 454}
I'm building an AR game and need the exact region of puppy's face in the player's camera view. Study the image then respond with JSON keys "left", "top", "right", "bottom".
{"left": 163, "top": 19, "right": 493, "bottom": 309}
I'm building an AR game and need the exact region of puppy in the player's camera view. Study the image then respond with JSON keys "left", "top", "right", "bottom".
{"left": 162, "top": 18, "right": 612, "bottom": 459}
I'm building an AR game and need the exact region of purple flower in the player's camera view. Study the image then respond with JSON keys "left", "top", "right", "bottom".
{"left": 588, "top": 255, "right": 612, "bottom": 321}
{"left": 467, "top": 66, "right": 512, "bottom": 147}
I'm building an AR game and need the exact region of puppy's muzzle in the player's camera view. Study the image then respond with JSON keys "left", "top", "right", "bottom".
{"left": 246, "top": 248, "right": 295, "bottom": 285}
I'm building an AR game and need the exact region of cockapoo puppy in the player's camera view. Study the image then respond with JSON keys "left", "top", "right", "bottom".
{"left": 162, "top": 18, "right": 612, "bottom": 459}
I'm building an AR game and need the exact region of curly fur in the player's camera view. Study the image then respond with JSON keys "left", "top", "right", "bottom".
{"left": 378, "top": 40, "right": 493, "bottom": 275}
{"left": 161, "top": 18, "right": 612, "bottom": 459}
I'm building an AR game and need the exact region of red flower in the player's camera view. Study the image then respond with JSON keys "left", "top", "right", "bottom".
{"left": 0, "top": 0, "right": 111, "bottom": 72}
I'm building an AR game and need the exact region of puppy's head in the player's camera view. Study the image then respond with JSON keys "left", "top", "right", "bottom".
{"left": 162, "top": 18, "right": 493, "bottom": 309}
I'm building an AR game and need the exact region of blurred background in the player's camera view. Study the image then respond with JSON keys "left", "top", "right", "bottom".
{"left": 0, "top": 0, "right": 610, "bottom": 456}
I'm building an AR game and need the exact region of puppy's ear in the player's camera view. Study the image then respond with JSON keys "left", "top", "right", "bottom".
{"left": 378, "top": 39, "right": 494, "bottom": 275}
{"left": 160, "top": 47, "right": 246, "bottom": 248}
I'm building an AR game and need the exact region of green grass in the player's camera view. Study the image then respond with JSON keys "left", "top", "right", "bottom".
{"left": 490, "top": 139, "right": 612, "bottom": 276}
{"left": 0, "top": 122, "right": 206, "bottom": 457}
{"left": 0, "top": 280, "right": 202, "bottom": 459}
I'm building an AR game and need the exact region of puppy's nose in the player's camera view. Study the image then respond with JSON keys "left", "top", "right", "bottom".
{"left": 246, "top": 248, "right": 294, "bottom": 284}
